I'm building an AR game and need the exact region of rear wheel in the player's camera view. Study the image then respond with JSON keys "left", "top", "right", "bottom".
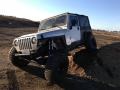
{"left": 8, "top": 47, "right": 29, "bottom": 67}
{"left": 84, "top": 32, "right": 97, "bottom": 51}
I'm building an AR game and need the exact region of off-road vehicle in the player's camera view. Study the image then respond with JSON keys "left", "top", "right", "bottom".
{"left": 9, "top": 13, "right": 97, "bottom": 83}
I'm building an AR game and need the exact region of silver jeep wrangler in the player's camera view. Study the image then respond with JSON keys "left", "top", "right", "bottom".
{"left": 9, "top": 13, "right": 97, "bottom": 83}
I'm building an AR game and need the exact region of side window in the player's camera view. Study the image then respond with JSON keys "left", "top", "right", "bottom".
{"left": 70, "top": 16, "right": 78, "bottom": 26}
{"left": 79, "top": 16, "right": 91, "bottom": 30}
{"left": 80, "top": 17, "right": 90, "bottom": 27}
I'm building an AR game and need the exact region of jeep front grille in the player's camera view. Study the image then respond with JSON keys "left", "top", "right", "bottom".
{"left": 18, "top": 38, "right": 32, "bottom": 50}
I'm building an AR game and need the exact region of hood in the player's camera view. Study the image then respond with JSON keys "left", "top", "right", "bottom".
{"left": 37, "top": 28, "right": 67, "bottom": 39}
{"left": 16, "top": 27, "right": 67, "bottom": 40}
{"left": 18, "top": 33, "right": 37, "bottom": 38}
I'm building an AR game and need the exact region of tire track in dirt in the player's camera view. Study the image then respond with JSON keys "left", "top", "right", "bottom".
{"left": 6, "top": 63, "right": 19, "bottom": 90}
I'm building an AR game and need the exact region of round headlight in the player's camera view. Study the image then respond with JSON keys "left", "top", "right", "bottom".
{"left": 13, "top": 40, "right": 18, "bottom": 46}
{"left": 32, "top": 37, "right": 37, "bottom": 44}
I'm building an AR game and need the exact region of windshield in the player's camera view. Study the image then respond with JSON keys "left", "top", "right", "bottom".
{"left": 39, "top": 15, "right": 67, "bottom": 30}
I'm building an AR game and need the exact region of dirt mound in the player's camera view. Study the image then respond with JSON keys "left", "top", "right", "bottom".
{"left": 96, "top": 42, "right": 120, "bottom": 86}
{"left": 0, "top": 15, "right": 39, "bottom": 28}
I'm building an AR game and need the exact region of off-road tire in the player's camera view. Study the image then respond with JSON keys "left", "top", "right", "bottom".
{"left": 8, "top": 47, "right": 29, "bottom": 67}
{"left": 84, "top": 32, "right": 97, "bottom": 51}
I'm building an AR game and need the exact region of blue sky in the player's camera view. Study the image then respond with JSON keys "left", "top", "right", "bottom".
{"left": 0, "top": 0, "right": 120, "bottom": 31}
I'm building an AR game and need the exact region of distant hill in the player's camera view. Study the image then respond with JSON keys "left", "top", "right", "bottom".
{"left": 0, "top": 15, "right": 39, "bottom": 28}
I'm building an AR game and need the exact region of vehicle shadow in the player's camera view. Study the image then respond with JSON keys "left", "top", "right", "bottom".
{"left": 20, "top": 63, "right": 118, "bottom": 90}
{"left": 20, "top": 42, "right": 120, "bottom": 90}
{"left": 20, "top": 64, "right": 45, "bottom": 79}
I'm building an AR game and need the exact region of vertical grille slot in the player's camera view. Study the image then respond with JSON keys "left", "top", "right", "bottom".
{"left": 28, "top": 38, "right": 32, "bottom": 49}
{"left": 18, "top": 38, "right": 32, "bottom": 50}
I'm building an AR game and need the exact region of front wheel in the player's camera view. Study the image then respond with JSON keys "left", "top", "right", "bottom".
{"left": 8, "top": 47, "right": 29, "bottom": 67}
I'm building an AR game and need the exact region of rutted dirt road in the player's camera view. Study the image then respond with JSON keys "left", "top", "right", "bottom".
{"left": 0, "top": 28, "right": 120, "bottom": 90}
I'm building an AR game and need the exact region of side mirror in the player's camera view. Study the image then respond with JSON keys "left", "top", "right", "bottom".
{"left": 69, "top": 25, "right": 72, "bottom": 30}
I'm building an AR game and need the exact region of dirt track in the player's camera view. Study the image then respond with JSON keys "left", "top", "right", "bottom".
{"left": 0, "top": 28, "right": 120, "bottom": 90}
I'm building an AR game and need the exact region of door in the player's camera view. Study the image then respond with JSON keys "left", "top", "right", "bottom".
{"left": 65, "top": 15, "right": 81, "bottom": 45}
